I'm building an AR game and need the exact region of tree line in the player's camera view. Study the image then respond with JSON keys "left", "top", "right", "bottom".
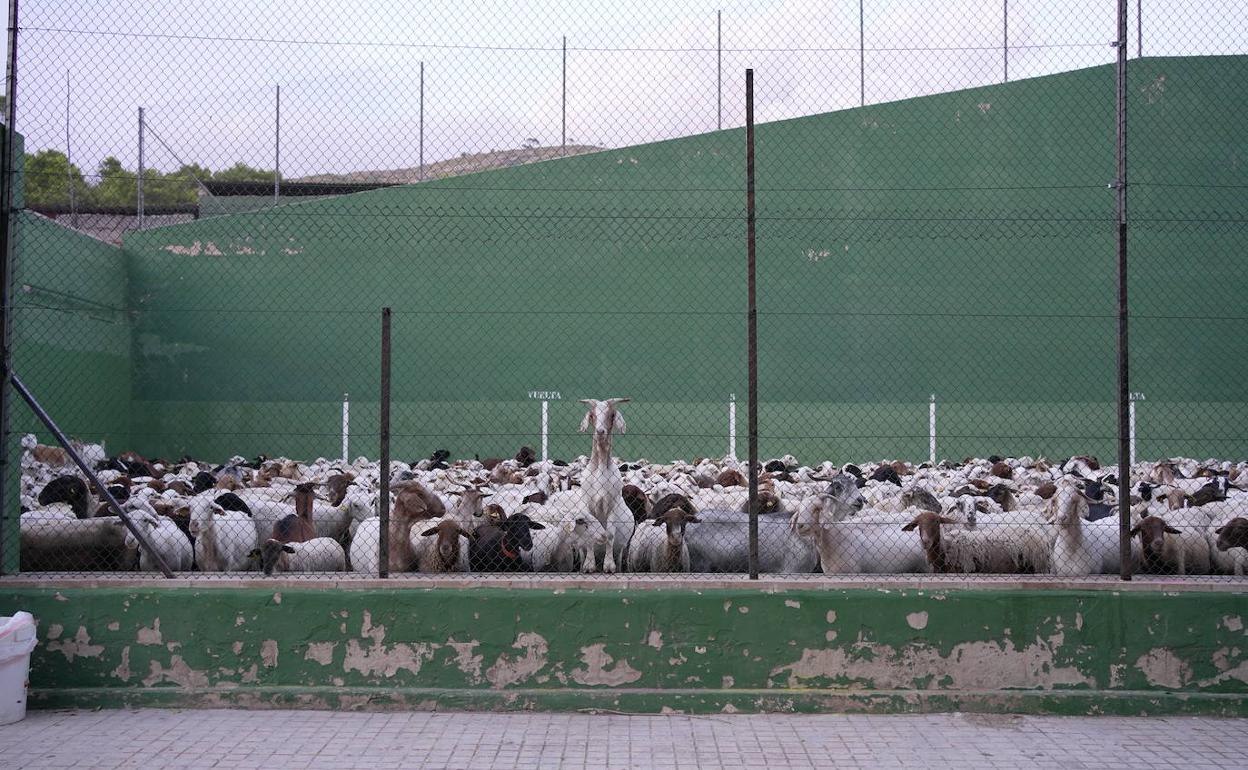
{"left": 23, "top": 149, "right": 276, "bottom": 209}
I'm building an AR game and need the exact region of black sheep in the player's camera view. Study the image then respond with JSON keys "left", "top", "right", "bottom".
{"left": 469, "top": 513, "right": 546, "bottom": 572}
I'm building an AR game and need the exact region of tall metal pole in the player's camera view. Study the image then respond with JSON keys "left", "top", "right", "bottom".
{"left": 418, "top": 61, "right": 425, "bottom": 181}
{"left": 745, "top": 68, "right": 759, "bottom": 581}
{"left": 859, "top": 1, "right": 865, "bottom": 107}
{"left": 378, "top": 307, "right": 392, "bottom": 578}
{"left": 1137, "top": 0, "right": 1142, "bottom": 58}
{"left": 65, "top": 70, "right": 77, "bottom": 228}
{"left": 1003, "top": 0, "right": 1009, "bottom": 83}
{"left": 1115, "top": 0, "right": 1132, "bottom": 582}
{"left": 561, "top": 36, "right": 567, "bottom": 157}
{"left": 274, "top": 85, "right": 280, "bottom": 205}
{"left": 136, "top": 107, "right": 145, "bottom": 231}
{"left": 0, "top": 0, "right": 21, "bottom": 574}
{"left": 716, "top": 10, "right": 722, "bottom": 130}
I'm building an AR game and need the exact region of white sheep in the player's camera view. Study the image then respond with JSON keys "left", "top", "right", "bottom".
{"left": 189, "top": 497, "right": 257, "bottom": 572}
{"left": 249, "top": 537, "right": 346, "bottom": 575}
{"left": 626, "top": 507, "right": 700, "bottom": 573}
{"left": 1048, "top": 479, "right": 1134, "bottom": 576}
{"left": 123, "top": 501, "right": 193, "bottom": 572}
{"left": 577, "top": 398, "right": 635, "bottom": 573}
{"left": 792, "top": 496, "right": 929, "bottom": 574}
{"left": 523, "top": 508, "right": 608, "bottom": 572}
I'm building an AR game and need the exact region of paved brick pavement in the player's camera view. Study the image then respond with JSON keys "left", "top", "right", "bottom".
{"left": 1, "top": 709, "right": 1243, "bottom": 769}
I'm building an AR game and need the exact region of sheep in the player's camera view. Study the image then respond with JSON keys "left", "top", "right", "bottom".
{"left": 122, "top": 501, "right": 193, "bottom": 572}
{"left": 189, "top": 497, "right": 257, "bottom": 572}
{"left": 1131, "top": 511, "right": 1211, "bottom": 576}
{"left": 249, "top": 537, "right": 346, "bottom": 576}
{"left": 21, "top": 434, "right": 71, "bottom": 467}
{"left": 524, "top": 510, "right": 608, "bottom": 572}
{"left": 271, "top": 482, "right": 318, "bottom": 544}
{"left": 1212, "top": 517, "right": 1248, "bottom": 575}
{"left": 626, "top": 506, "right": 700, "bottom": 573}
{"left": 789, "top": 491, "right": 928, "bottom": 574}
{"left": 411, "top": 517, "right": 473, "bottom": 573}
{"left": 469, "top": 513, "right": 546, "bottom": 572}
{"left": 901, "top": 509, "right": 1052, "bottom": 574}
{"left": 37, "top": 475, "right": 96, "bottom": 519}
{"left": 577, "top": 398, "right": 636, "bottom": 573}
{"left": 1048, "top": 479, "right": 1134, "bottom": 576}
{"left": 19, "top": 513, "right": 131, "bottom": 571}
{"left": 684, "top": 472, "right": 863, "bottom": 573}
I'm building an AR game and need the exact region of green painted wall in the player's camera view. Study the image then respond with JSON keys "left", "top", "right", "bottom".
{"left": 2, "top": 134, "right": 132, "bottom": 572}
{"left": 2, "top": 585, "right": 1246, "bottom": 715}
{"left": 117, "top": 56, "right": 1248, "bottom": 465}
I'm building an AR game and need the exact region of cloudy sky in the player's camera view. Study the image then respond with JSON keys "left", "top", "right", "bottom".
{"left": 10, "top": 0, "right": 1243, "bottom": 179}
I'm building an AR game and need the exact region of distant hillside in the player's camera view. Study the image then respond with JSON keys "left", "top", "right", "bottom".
{"left": 294, "top": 144, "right": 603, "bottom": 185}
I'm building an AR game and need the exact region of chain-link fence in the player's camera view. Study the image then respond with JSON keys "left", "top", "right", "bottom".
{"left": 2, "top": 1, "right": 1245, "bottom": 580}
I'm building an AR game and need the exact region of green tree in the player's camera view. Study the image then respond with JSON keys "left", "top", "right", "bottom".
{"left": 23, "top": 150, "right": 90, "bottom": 208}
{"left": 88, "top": 156, "right": 135, "bottom": 208}
{"left": 212, "top": 162, "right": 275, "bottom": 182}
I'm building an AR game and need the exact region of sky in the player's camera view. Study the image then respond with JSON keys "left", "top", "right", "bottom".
{"left": 7, "top": 0, "right": 1246, "bottom": 180}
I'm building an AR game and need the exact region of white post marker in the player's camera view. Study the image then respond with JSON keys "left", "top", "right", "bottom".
{"left": 528, "top": 390, "right": 561, "bottom": 461}
{"left": 728, "top": 393, "right": 737, "bottom": 460}
{"left": 541, "top": 400, "right": 549, "bottom": 462}
{"left": 1129, "top": 391, "right": 1144, "bottom": 468}
{"left": 341, "top": 393, "right": 349, "bottom": 463}
{"left": 929, "top": 393, "right": 937, "bottom": 465}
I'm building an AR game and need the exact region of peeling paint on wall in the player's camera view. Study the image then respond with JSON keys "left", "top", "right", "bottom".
{"left": 571, "top": 644, "right": 642, "bottom": 687}
{"left": 5, "top": 586, "right": 1248, "bottom": 715}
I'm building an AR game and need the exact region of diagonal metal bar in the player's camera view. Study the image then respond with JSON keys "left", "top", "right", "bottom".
{"left": 10, "top": 373, "right": 176, "bottom": 578}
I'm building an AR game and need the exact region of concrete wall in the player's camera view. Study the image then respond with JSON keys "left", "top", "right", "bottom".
{"left": 2, "top": 583, "right": 1246, "bottom": 715}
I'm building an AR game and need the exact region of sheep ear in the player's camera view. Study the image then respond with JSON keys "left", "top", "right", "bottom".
{"left": 651, "top": 517, "right": 666, "bottom": 527}
{"left": 1129, "top": 525, "right": 1141, "bottom": 536}
{"left": 1215, "top": 525, "right": 1225, "bottom": 534}
{"left": 613, "top": 411, "right": 627, "bottom": 434}
{"left": 419, "top": 526, "right": 439, "bottom": 537}
{"left": 282, "top": 544, "right": 296, "bottom": 553}
{"left": 901, "top": 520, "right": 919, "bottom": 532}
{"left": 686, "top": 515, "right": 701, "bottom": 524}
{"left": 527, "top": 521, "right": 546, "bottom": 530}
{"left": 1164, "top": 525, "right": 1181, "bottom": 535}
{"left": 457, "top": 528, "right": 474, "bottom": 540}
{"left": 607, "top": 398, "right": 630, "bottom": 405}
{"left": 578, "top": 410, "right": 592, "bottom": 433}
{"left": 938, "top": 516, "right": 957, "bottom": 525}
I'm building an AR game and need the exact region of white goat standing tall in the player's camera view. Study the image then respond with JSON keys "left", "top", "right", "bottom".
{"left": 578, "top": 398, "right": 635, "bottom": 573}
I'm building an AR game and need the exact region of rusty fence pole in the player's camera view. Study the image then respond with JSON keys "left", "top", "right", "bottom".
{"left": 378, "top": 307, "right": 392, "bottom": 579}
{"left": 1115, "top": 0, "right": 1133, "bottom": 581}
{"left": 745, "top": 69, "right": 759, "bottom": 580}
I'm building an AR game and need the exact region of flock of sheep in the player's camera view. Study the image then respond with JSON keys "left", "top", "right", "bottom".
{"left": 17, "top": 399, "right": 1248, "bottom": 577}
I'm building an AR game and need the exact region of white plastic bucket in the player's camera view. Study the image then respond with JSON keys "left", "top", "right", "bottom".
{"left": 0, "top": 612, "right": 37, "bottom": 725}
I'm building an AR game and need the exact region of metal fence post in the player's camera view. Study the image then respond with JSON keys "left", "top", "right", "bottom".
{"left": 378, "top": 307, "right": 392, "bottom": 578}
{"left": 1115, "top": 0, "right": 1133, "bottom": 582}
{"left": 716, "top": 10, "right": 722, "bottom": 130}
{"left": 1003, "top": 0, "right": 1009, "bottom": 83}
{"left": 745, "top": 68, "right": 759, "bottom": 581}
{"left": 859, "top": 0, "right": 865, "bottom": 107}
{"left": 65, "top": 70, "right": 78, "bottom": 229}
{"left": 0, "top": 0, "right": 21, "bottom": 574}
{"left": 136, "top": 106, "right": 145, "bottom": 230}
{"left": 561, "top": 36, "right": 567, "bottom": 157}
{"left": 274, "top": 84, "right": 281, "bottom": 205}
{"left": 419, "top": 61, "right": 425, "bottom": 181}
